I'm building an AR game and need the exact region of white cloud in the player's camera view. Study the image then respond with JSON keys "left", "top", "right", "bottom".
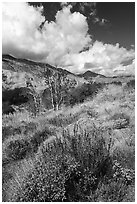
{"left": 2, "top": 2, "right": 90, "bottom": 65}
{"left": 43, "top": 5, "right": 91, "bottom": 65}
{"left": 113, "top": 59, "right": 135, "bottom": 76}
{"left": 2, "top": 3, "right": 45, "bottom": 59}
{"left": 60, "top": 41, "right": 135, "bottom": 76}
{"left": 2, "top": 2, "right": 135, "bottom": 76}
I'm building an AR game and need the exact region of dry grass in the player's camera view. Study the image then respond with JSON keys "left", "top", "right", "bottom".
{"left": 2, "top": 82, "right": 135, "bottom": 201}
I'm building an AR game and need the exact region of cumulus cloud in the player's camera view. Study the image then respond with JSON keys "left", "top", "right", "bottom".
{"left": 61, "top": 2, "right": 108, "bottom": 26}
{"left": 2, "top": 3, "right": 45, "bottom": 60}
{"left": 113, "top": 59, "right": 135, "bottom": 76}
{"left": 43, "top": 5, "right": 91, "bottom": 65}
{"left": 59, "top": 41, "right": 135, "bottom": 76}
{"left": 2, "top": 2, "right": 90, "bottom": 63}
{"left": 2, "top": 2, "right": 135, "bottom": 76}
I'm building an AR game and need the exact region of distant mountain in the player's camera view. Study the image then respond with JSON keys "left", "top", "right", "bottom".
{"left": 77, "top": 70, "right": 106, "bottom": 80}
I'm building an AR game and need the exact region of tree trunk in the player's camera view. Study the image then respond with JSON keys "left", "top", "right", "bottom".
{"left": 48, "top": 78, "right": 56, "bottom": 110}
{"left": 56, "top": 103, "right": 59, "bottom": 111}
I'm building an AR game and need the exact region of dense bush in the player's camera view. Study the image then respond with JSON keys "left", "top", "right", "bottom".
{"left": 3, "top": 125, "right": 54, "bottom": 164}
{"left": 88, "top": 178, "right": 133, "bottom": 202}
{"left": 67, "top": 83, "right": 103, "bottom": 106}
{"left": 2, "top": 122, "right": 37, "bottom": 141}
{"left": 3, "top": 137, "right": 31, "bottom": 164}
{"left": 12, "top": 124, "right": 113, "bottom": 202}
{"left": 10, "top": 123, "right": 134, "bottom": 202}
{"left": 6, "top": 139, "right": 30, "bottom": 160}
{"left": 2, "top": 88, "right": 30, "bottom": 114}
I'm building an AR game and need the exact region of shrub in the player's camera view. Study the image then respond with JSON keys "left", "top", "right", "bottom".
{"left": 3, "top": 124, "right": 53, "bottom": 164}
{"left": 88, "top": 178, "right": 132, "bottom": 202}
{"left": 13, "top": 123, "right": 113, "bottom": 202}
{"left": 15, "top": 156, "right": 67, "bottom": 202}
{"left": 84, "top": 158, "right": 135, "bottom": 202}
{"left": 3, "top": 137, "right": 31, "bottom": 162}
{"left": 3, "top": 122, "right": 135, "bottom": 202}
{"left": 2, "top": 122, "right": 37, "bottom": 142}
{"left": 63, "top": 123, "right": 111, "bottom": 173}
{"left": 110, "top": 112, "right": 130, "bottom": 129}
{"left": 67, "top": 83, "right": 102, "bottom": 106}
{"left": 29, "top": 125, "right": 54, "bottom": 153}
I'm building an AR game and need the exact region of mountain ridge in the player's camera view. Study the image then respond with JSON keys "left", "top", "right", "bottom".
{"left": 77, "top": 70, "right": 106, "bottom": 79}
{"left": 2, "top": 54, "right": 105, "bottom": 79}
{"left": 2, "top": 54, "right": 135, "bottom": 115}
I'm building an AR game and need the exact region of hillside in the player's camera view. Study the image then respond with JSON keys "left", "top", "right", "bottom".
{"left": 2, "top": 54, "right": 86, "bottom": 114}
{"left": 2, "top": 54, "right": 86, "bottom": 82}
{"left": 2, "top": 81, "right": 135, "bottom": 202}
{"left": 2, "top": 54, "right": 135, "bottom": 115}
{"left": 2, "top": 54, "right": 135, "bottom": 202}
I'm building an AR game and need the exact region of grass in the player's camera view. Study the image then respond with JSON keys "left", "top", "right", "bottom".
{"left": 2, "top": 82, "right": 135, "bottom": 202}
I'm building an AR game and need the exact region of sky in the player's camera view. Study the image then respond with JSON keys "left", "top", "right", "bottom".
{"left": 91, "top": 3, "right": 135, "bottom": 49}
{"left": 2, "top": 2, "right": 135, "bottom": 76}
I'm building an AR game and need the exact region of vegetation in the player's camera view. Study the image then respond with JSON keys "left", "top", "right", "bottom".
{"left": 2, "top": 80, "right": 135, "bottom": 202}
{"left": 43, "top": 68, "right": 74, "bottom": 111}
{"left": 67, "top": 82, "right": 103, "bottom": 106}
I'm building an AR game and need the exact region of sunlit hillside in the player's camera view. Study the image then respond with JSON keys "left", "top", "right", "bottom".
{"left": 2, "top": 80, "right": 135, "bottom": 201}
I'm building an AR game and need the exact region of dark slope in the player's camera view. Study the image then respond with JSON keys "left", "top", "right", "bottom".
{"left": 77, "top": 70, "right": 106, "bottom": 80}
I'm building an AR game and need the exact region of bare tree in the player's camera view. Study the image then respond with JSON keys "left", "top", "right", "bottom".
{"left": 44, "top": 68, "right": 56, "bottom": 110}
{"left": 44, "top": 68, "right": 69, "bottom": 111}
{"left": 26, "top": 76, "right": 42, "bottom": 116}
